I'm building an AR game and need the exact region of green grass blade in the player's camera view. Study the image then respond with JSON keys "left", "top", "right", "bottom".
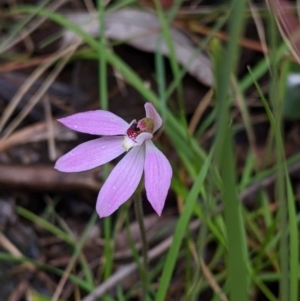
{"left": 286, "top": 176, "right": 299, "bottom": 301}
{"left": 0, "top": 0, "right": 50, "bottom": 52}
{"left": 154, "top": 152, "right": 213, "bottom": 301}
{"left": 212, "top": 0, "right": 249, "bottom": 300}
{"left": 0, "top": 252, "right": 92, "bottom": 291}
{"left": 16, "top": 206, "right": 73, "bottom": 244}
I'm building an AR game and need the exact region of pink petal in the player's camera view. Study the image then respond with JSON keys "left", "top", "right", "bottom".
{"left": 144, "top": 140, "right": 172, "bottom": 216}
{"left": 144, "top": 103, "right": 162, "bottom": 133}
{"left": 58, "top": 110, "right": 129, "bottom": 136}
{"left": 54, "top": 136, "right": 125, "bottom": 172}
{"left": 96, "top": 145, "right": 145, "bottom": 217}
{"left": 136, "top": 132, "right": 153, "bottom": 145}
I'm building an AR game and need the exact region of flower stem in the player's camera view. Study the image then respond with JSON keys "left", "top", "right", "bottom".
{"left": 134, "top": 192, "right": 149, "bottom": 299}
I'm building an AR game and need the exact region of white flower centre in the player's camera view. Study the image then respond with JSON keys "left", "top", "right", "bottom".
{"left": 122, "top": 118, "right": 154, "bottom": 151}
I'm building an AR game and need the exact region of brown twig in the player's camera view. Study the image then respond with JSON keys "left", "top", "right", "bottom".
{"left": 0, "top": 165, "right": 100, "bottom": 192}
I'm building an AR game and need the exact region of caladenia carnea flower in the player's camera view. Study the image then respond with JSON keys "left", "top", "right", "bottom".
{"left": 55, "top": 103, "right": 172, "bottom": 218}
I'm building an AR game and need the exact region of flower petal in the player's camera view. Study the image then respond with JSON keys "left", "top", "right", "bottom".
{"left": 54, "top": 136, "right": 125, "bottom": 172}
{"left": 136, "top": 132, "right": 153, "bottom": 145}
{"left": 58, "top": 110, "right": 129, "bottom": 135}
{"left": 96, "top": 145, "right": 145, "bottom": 217}
{"left": 144, "top": 103, "right": 162, "bottom": 133}
{"left": 144, "top": 140, "right": 172, "bottom": 216}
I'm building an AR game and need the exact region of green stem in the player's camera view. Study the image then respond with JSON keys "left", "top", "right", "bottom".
{"left": 134, "top": 192, "right": 149, "bottom": 299}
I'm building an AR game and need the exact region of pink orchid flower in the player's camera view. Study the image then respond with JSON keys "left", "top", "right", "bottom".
{"left": 55, "top": 103, "right": 172, "bottom": 218}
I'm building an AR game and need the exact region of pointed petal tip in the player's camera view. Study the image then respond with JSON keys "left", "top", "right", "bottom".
{"left": 96, "top": 197, "right": 114, "bottom": 218}
{"left": 96, "top": 208, "right": 107, "bottom": 219}
{"left": 96, "top": 194, "right": 123, "bottom": 218}
{"left": 154, "top": 207, "right": 163, "bottom": 217}
{"left": 57, "top": 115, "right": 72, "bottom": 124}
{"left": 56, "top": 117, "right": 67, "bottom": 127}
{"left": 96, "top": 207, "right": 114, "bottom": 219}
{"left": 54, "top": 158, "right": 66, "bottom": 172}
{"left": 54, "top": 159, "right": 72, "bottom": 172}
{"left": 147, "top": 194, "right": 166, "bottom": 217}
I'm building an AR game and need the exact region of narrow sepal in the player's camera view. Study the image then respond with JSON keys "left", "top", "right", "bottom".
{"left": 144, "top": 140, "right": 172, "bottom": 215}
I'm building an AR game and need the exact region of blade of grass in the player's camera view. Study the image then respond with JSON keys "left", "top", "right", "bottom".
{"left": 16, "top": 206, "right": 95, "bottom": 291}
{"left": 154, "top": 152, "right": 213, "bottom": 301}
{"left": 0, "top": 252, "right": 92, "bottom": 291}
{"left": 155, "top": 34, "right": 167, "bottom": 122}
{"left": 286, "top": 176, "right": 299, "bottom": 301}
{"left": 239, "top": 151, "right": 255, "bottom": 191}
{"left": 16, "top": 206, "right": 73, "bottom": 244}
{"left": 106, "top": 0, "right": 136, "bottom": 12}
{"left": 212, "top": 0, "right": 249, "bottom": 300}
{"left": 97, "top": 0, "right": 113, "bottom": 282}
{"left": 51, "top": 213, "right": 97, "bottom": 300}
{"left": 267, "top": 15, "right": 289, "bottom": 298}
{"left": 98, "top": 0, "right": 107, "bottom": 110}
{"left": 248, "top": 61, "right": 289, "bottom": 301}
{"left": 239, "top": 41, "right": 287, "bottom": 92}
{"left": 0, "top": 0, "right": 50, "bottom": 52}
{"left": 47, "top": 203, "right": 95, "bottom": 290}
{"left": 154, "top": 0, "right": 185, "bottom": 123}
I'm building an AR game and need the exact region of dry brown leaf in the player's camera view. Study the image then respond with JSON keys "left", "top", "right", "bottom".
{"left": 267, "top": 0, "right": 300, "bottom": 63}
{"left": 62, "top": 8, "right": 213, "bottom": 86}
